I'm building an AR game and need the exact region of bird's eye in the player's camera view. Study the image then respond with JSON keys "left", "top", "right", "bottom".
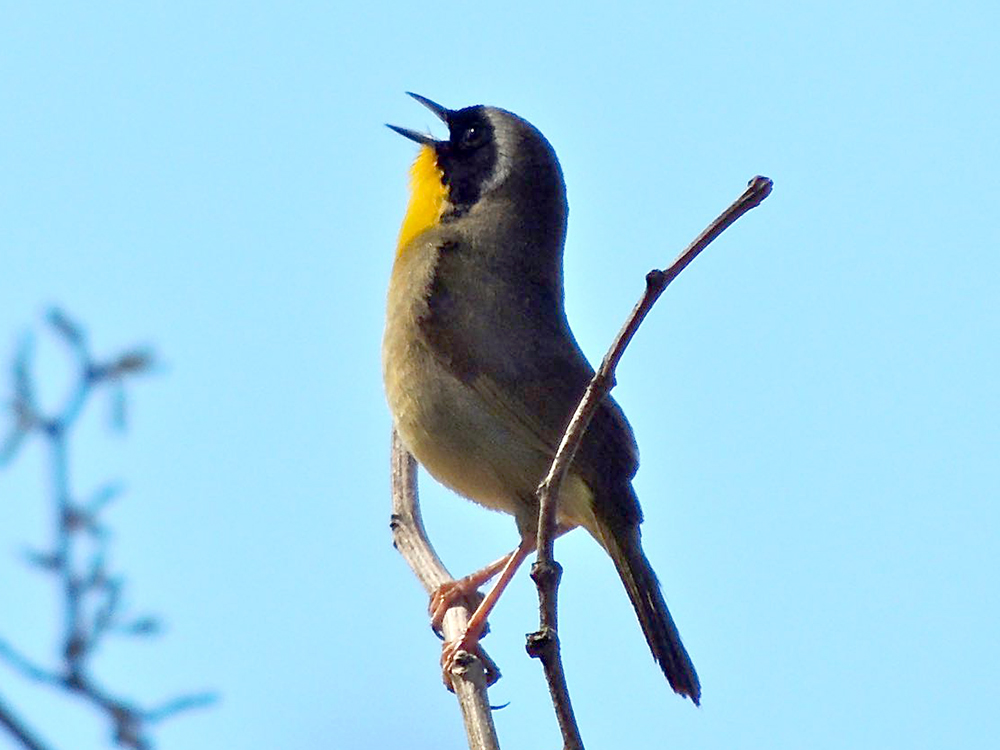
{"left": 458, "top": 125, "right": 486, "bottom": 149}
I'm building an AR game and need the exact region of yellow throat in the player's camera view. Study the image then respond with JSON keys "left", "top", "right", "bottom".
{"left": 396, "top": 145, "right": 447, "bottom": 257}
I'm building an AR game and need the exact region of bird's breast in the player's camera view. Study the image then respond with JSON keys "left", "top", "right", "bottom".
{"left": 383, "top": 238, "right": 530, "bottom": 516}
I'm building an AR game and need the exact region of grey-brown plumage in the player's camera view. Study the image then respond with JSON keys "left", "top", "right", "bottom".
{"left": 383, "top": 96, "right": 700, "bottom": 703}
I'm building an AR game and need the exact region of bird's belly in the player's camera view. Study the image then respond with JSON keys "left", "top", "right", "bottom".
{"left": 383, "top": 335, "right": 600, "bottom": 539}
{"left": 384, "top": 329, "right": 535, "bottom": 515}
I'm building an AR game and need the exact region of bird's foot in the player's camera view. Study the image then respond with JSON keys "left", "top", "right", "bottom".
{"left": 429, "top": 579, "right": 486, "bottom": 635}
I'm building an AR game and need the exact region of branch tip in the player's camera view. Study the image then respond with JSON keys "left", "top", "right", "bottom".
{"left": 528, "top": 176, "right": 772, "bottom": 747}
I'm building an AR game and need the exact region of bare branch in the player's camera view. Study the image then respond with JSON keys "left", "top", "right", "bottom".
{"left": 0, "top": 311, "right": 217, "bottom": 749}
{"left": 389, "top": 430, "right": 501, "bottom": 750}
{"left": 529, "top": 176, "right": 774, "bottom": 746}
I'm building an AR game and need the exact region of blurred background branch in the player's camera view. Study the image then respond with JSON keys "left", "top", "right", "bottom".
{"left": 0, "top": 309, "right": 216, "bottom": 750}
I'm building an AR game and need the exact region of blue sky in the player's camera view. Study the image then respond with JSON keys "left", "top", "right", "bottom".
{"left": 1, "top": 2, "right": 998, "bottom": 749}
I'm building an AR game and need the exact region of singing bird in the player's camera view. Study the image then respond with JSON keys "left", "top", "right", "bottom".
{"left": 383, "top": 93, "right": 700, "bottom": 703}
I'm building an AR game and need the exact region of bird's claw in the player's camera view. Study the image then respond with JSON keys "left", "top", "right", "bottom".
{"left": 441, "top": 638, "right": 502, "bottom": 691}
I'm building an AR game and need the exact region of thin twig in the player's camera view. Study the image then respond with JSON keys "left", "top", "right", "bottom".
{"left": 389, "top": 430, "right": 501, "bottom": 750}
{"left": 0, "top": 691, "right": 53, "bottom": 750}
{"left": 0, "top": 638, "right": 64, "bottom": 685}
{"left": 529, "top": 176, "right": 774, "bottom": 747}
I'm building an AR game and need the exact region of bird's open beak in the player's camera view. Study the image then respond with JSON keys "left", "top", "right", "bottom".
{"left": 387, "top": 92, "right": 451, "bottom": 145}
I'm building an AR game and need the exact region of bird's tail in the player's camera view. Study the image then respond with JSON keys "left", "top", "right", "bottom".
{"left": 600, "top": 523, "right": 701, "bottom": 704}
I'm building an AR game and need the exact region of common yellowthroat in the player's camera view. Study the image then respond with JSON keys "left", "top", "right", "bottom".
{"left": 383, "top": 93, "right": 700, "bottom": 703}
